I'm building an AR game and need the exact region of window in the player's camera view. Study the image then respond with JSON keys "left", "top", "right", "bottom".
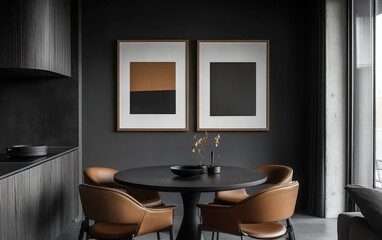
{"left": 351, "top": 0, "right": 374, "bottom": 188}
{"left": 375, "top": 0, "right": 382, "bottom": 188}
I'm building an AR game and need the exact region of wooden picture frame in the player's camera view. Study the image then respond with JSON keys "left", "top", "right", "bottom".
{"left": 197, "top": 40, "right": 270, "bottom": 131}
{"left": 117, "top": 40, "right": 189, "bottom": 131}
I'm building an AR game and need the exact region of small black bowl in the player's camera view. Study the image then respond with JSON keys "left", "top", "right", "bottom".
{"left": 170, "top": 165, "right": 204, "bottom": 177}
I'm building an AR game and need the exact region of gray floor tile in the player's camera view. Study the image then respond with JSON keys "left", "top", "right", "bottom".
{"left": 57, "top": 214, "right": 337, "bottom": 240}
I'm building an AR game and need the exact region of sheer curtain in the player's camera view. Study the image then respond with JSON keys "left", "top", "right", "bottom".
{"left": 347, "top": 0, "right": 375, "bottom": 210}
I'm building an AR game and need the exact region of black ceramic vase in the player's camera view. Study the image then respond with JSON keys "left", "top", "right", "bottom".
{"left": 207, "top": 165, "right": 221, "bottom": 174}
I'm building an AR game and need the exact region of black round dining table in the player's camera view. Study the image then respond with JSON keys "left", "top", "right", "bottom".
{"left": 114, "top": 166, "right": 267, "bottom": 240}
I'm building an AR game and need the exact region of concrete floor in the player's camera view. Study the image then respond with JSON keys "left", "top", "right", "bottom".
{"left": 56, "top": 214, "right": 337, "bottom": 240}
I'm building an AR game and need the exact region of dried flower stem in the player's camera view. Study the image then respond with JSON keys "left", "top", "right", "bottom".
{"left": 192, "top": 131, "right": 221, "bottom": 165}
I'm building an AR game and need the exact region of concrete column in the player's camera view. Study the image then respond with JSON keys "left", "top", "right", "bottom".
{"left": 325, "top": 0, "right": 347, "bottom": 218}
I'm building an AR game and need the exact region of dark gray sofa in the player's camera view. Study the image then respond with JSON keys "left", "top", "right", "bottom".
{"left": 338, "top": 212, "right": 380, "bottom": 240}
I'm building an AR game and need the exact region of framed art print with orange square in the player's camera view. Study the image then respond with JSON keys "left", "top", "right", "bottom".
{"left": 117, "top": 40, "right": 189, "bottom": 131}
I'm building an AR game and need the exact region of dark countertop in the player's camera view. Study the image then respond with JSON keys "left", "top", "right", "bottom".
{"left": 0, "top": 146, "right": 78, "bottom": 180}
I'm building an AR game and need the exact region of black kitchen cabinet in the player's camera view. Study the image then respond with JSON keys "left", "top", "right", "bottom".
{"left": 0, "top": 0, "right": 71, "bottom": 77}
{"left": 0, "top": 148, "right": 79, "bottom": 240}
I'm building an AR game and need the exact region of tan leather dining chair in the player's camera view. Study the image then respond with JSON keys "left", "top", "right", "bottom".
{"left": 78, "top": 184, "right": 175, "bottom": 240}
{"left": 198, "top": 181, "right": 299, "bottom": 240}
{"left": 215, "top": 165, "right": 293, "bottom": 204}
{"left": 84, "top": 167, "right": 162, "bottom": 207}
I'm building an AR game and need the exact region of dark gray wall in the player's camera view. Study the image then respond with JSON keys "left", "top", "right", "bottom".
{"left": 82, "top": 0, "right": 307, "bottom": 208}
{"left": 0, "top": 0, "right": 79, "bottom": 148}
{"left": 0, "top": 77, "right": 78, "bottom": 147}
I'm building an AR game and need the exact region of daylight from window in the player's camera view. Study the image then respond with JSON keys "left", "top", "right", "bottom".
{"left": 375, "top": 5, "right": 382, "bottom": 188}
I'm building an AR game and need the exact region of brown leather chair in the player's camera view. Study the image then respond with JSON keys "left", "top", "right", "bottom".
{"left": 84, "top": 167, "right": 162, "bottom": 207}
{"left": 215, "top": 165, "right": 293, "bottom": 204}
{"left": 78, "top": 184, "right": 175, "bottom": 240}
{"left": 197, "top": 181, "right": 299, "bottom": 240}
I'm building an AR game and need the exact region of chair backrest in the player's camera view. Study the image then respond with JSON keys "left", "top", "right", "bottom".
{"left": 234, "top": 181, "right": 299, "bottom": 223}
{"left": 83, "top": 167, "right": 161, "bottom": 203}
{"left": 79, "top": 184, "right": 146, "bottom": 224}
{"left": 256, "top": 165, "right": 293, "bottom": 184}
{"left": 83, "top": 167, "right": 121, "bottom": 188}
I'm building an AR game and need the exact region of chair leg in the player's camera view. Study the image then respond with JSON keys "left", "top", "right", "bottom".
{"left": 157, "top": 232, "right": 161, "bottom": 240}
{"left": 169, "top": 227, "right": 174, "bottom": 240}
{"left": 197, "top": 224, "right": 203, "bottom": 240}
{"left": 287, "top": 217, "right": 296, "bottom": 240}
{"left": 289, "top": 229, "right": 296, "bottom": 240}
{"left": 79, "top": 218, "right": 90, "bottom": 240}
{"left": 211, "top": 231, "right": 220, "bottom": 240}
{"left": 240, "top": 235, "right": 244, "bottom": 240}
{"left": 78, "top": 220, "right": 86, "bottom": 240}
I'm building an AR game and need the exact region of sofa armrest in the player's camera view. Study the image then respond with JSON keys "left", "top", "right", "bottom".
{"left": 338, "top": 212, "right": 363, "bottom": 240}
{"left": 338, "top": 212, "right": 380, "bottom": 240}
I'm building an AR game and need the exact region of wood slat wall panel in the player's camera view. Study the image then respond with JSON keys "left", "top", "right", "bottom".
{"left": 61, "top": 153, "right": 71, "bottom": 226}
{"left": 49, "top": 0, "right": 71, "bottom": 75}
{"left": 0, "top": 176, "right": 16, "bottom": 239}
{"left": 0, "top": 0, "right": 71, "bottom": 76}
{"left": 29, "top": 161, "right": 53, "bottom": 239}
{"left": 51, "top": 156, "right": 63, "bottom": 237}
{"left": 0, "top": 0, "right": 22, "bottom": 67}
{"left": 61, "top": 151, "right": 79, "bottom": 226}
{"left": 72, "top": 151, "right": 80, "bottom": 219}
{"left": 28, "top": 162, "right": 42, "bottom": 239}
{"left": 21, "top": 0, "right": 50, "bottom": 71}
{"left": 0, "top": 177, "right": 8, "bottom": 239}
{"left": 14, "top": 170, "right": 31, "bottom": 240}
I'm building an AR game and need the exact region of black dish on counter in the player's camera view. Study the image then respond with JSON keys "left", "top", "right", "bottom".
{"left": 170, "top": 165, "right": 204, "bottom": 177}
{"left": 6, "top": 145, "right": 48, "bottom": 157}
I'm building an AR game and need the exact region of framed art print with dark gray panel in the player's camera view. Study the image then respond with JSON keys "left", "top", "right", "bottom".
{"left": 197, "top": 40, "right": 269, "bottom": 131}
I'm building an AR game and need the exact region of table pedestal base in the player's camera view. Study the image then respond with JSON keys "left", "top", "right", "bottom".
{"left": 176, "top": 192, "right": 201, "bottom": 240}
